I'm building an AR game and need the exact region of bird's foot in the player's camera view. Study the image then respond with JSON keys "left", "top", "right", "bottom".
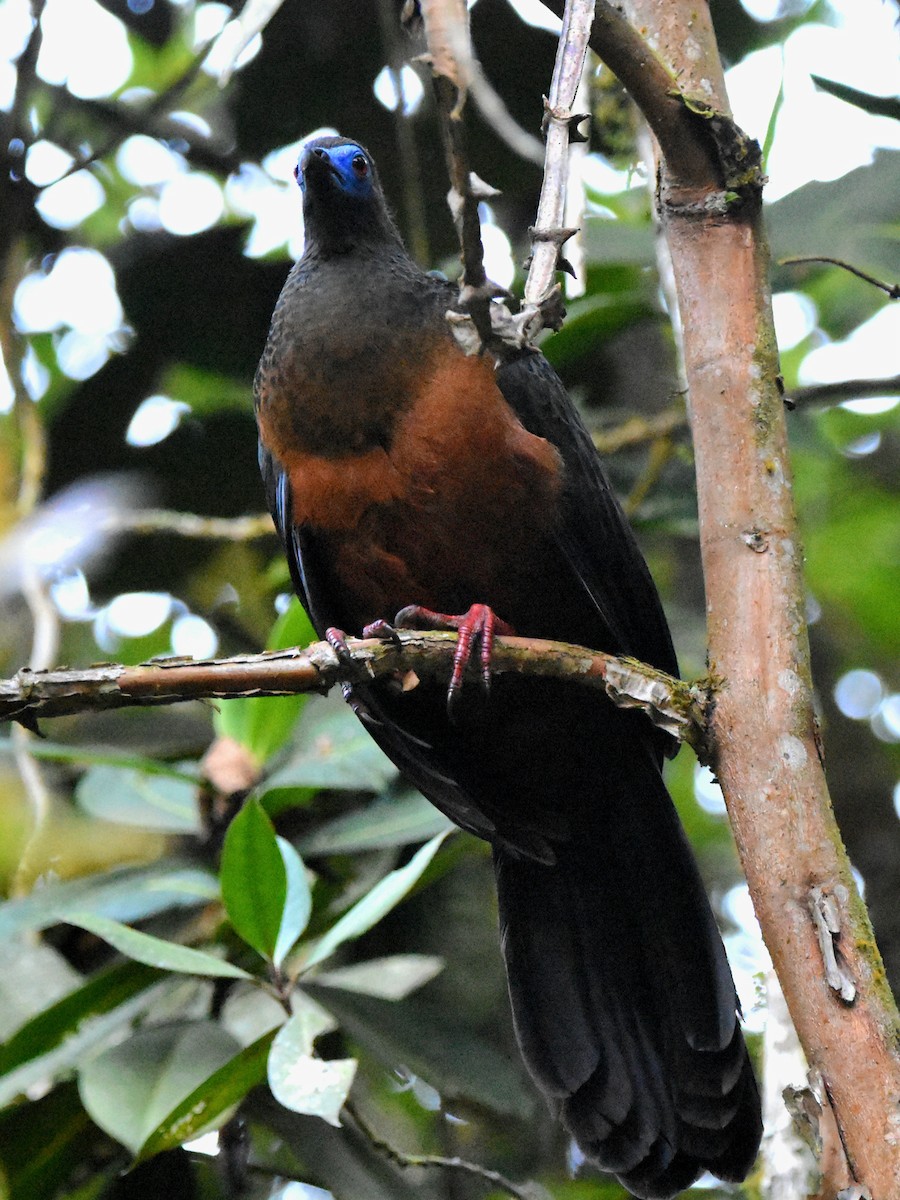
{"left": 360, "top": 618, "right": 403, "bottom": 646}
{"left": 325, "top": 626, "right": 355, "bottom": 665}
{"left": 382, "top": 604, "right": 514, "bottom": 708}
{"left": 325, "top": 627, "right": 373, "bottom": 709}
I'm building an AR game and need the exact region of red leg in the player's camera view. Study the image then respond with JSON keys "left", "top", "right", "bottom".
{"left": 389, "top": 604, "right": 514, "bottom": 703}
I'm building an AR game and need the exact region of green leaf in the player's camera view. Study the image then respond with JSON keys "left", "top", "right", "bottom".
{"left": 582, "top": 214, "right": 655, "bottom": 267}
{"left": 793, "top": 445, "right": 900, "bottom": 659}
{"left": 298, "top": 789, "right": 452, "bottom": 856}
{"left": 0, "top": 976, "right": 174, "bottom": 1109}
{"left": 0, "top": 1083, "right": 91, "bottom": 1200}
{"left": 811, "top": 75, "right": 900, "bottom": 121}
{"left": 214, "top": 600, "right": 315, "bottom": 763}
{"left": 0, "top": 960, "right": 163, "bottom": 1077}
{"left": 0, "top": 738, "right": 197, "bottom": 781}
{"left": 267, "top": 1010, "right": 356, "bottom": 1126}
{"left": 312, "top": 954, "right": 444, "bottom": 1001}
{"left": 761, "top": 56, "right": 785, "bottom": 168}
{"left": 302, "top": 832, "right": 450, "bottom": 970}
{"left": 0, "top": 935, "right": 81, "bottom": 1042}
{"left": 313, "top": 988, "right": 533, "bottom": 1119}
{"left": 769, "top": 153, "right": 900, "bottom": 309}
{"left": 220, "top": 798, "right": 287, "bottom": 961}
{"left": 540, "top": 290, "right": 655, "bottom": 374}
{"left": 0, "top": 863, "right": 218, "bottom": 940}
{"left": 157, "top": 362, "right": 255, "bottom": 416}
{"left": 61, "top": 912, "right": 251, "bottom": 979}
{"left": 78, "top": 1021, "right": 241, "bottom": 1154}
{"left": 136, "top": 1029, "right": 277, "bottom": 1162}
{"left": 273, "top": 836, "right": 312, "bottom": 967}
{"left": 75, "top": 765, "right": 200, "bottom": 833}
{"left": 260, "top": 696, "right": 398, "bottom": 796}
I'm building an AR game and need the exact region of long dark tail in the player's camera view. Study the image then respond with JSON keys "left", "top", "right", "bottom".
{"left": 493, "top": 751, "right": 761, "bottom": 1200}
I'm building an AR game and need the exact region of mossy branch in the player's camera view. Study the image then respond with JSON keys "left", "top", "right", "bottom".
{"left": 0, "top": 632, "right": 709, "bottom": 755}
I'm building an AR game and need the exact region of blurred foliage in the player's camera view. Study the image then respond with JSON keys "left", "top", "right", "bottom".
{"left": 0, "top": 1, "right": 898, "bottom": 1198}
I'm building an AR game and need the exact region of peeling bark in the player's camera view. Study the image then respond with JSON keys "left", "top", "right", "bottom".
{"left": 0, "top": 633, "right": 706, "bottom": 750}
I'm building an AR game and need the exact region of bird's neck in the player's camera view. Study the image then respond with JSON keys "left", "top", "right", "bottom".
{"left": 302, "top": 202, "right": 404, "bottom": 260}
{"left": 260, "top": 249, "right": 450, "bottom": 460}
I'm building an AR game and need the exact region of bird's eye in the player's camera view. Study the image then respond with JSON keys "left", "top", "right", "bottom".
{"left": 351, "top": 154, "right": 368, "bottom": 177}
{"left": 312, "top": 147, "right": 328, "bottom": 159}
{"left": 293, "top": 163, "right": 300, "bottom": 181}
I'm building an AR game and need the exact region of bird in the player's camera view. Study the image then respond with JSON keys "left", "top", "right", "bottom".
{"left": 254, "top": 134, "right": 762, "bottom": 1199}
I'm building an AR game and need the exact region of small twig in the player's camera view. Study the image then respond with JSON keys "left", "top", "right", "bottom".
{"left": 376, "top": 0, "right": 430, "bottom": 265}
{"left": 787, "top": 375, "right": 900, "bottom": 409}
{"left": 623, "top": 435, "right": 676, "bottom": 516}
{"left": 419, "top": 1, "right": 502, "bottom": 349}
{"left": 98, "top": 509, "right": 276, "bottom": 540}
{"left": 442, "top": 0, "right": 600, "bottom": 353}
{"left": 441, "top": 20, "right": 545, "bottom": 165}
{"left": 779, "top": 256, "right": 900, "bottom": 300}
{"left": 10, "top": 533, "right": 59, "bottom": 898}
{"left": 46, "top": 35, "right": 222, "bottom": 188}
{"left": 344, "top": 1100, "right": 538, "bottom": 1200}
{"left": 562, "top": 50, "right": 593, "bottom": 299}
{"left": 11, "top": 1, "right": 46, "bottom": 147}
{"left": 522, "top": 0, "right": 595, "bottom": 314}
{"left": 436, "top": 74, "right": 491, "bottom": 304}
{"left": 419, "top": 1, "right": 593, "bottom": 355}
{"left": 537, "top": 0, "right": 720, "bottom": 189}
{"left": 0, "top": 631, "right": 709, "bottom": 755}
{"left": 592, "top": 404, "right": 687, "bottom": 453}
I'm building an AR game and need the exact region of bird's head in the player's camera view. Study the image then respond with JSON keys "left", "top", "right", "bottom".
{"left": 296, "top": 135, "right": 400, "bottom": 256}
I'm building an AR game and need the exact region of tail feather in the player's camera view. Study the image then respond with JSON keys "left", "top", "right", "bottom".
{"left": 703, "top": 1057, "right": 764, "bottom": 1180}
{"left": 493, "top": 746, "right": 761, "bottom": 1199}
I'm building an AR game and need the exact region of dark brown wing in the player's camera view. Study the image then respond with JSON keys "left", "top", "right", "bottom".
{"left": 495, "top": 349, "right": 679, "bottom": 681}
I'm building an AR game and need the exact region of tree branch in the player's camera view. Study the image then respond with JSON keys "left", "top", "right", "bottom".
{"left": 787, "top": 375, "right": 900, "bottom": 409}
{"left": 434, "top": 10, "right": 545, "bottom": 166}
{"left": 418, "top": 0, "right": 505, "bottom": 349}
{"left": 612, "top": 1, "right": 900, "bottom": 1194}
{"left": 45, "top": 35, "right": 231, "bottom": 188}
{"left": 344, "top": 1100, "right": 537, "bottom": 1200}
{"left": 779, "top": 255, "right": 900, "bottom": 301}
{"left": 537, "top": 0, "right": 722, "bottom": 188}
{"left": 0, "top": 632, "right": 708, "bottom": 754}
{"left": 586, "top": 375, "right": 900, "bottom": 432}
{"left": 418, "top": 0, "right": 595, "bottom": 352}
{"left": 591, "top": 404, "right": 687, "bottom": 452}
{"left": 99, "top": 509, "right": 276, "bottom": 541}
{"left": 521, "top": 0, "right": 594, "bottom": 317}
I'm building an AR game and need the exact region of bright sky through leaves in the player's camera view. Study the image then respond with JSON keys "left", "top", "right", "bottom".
{"left": 2, "top": 2, "right": 897, "bottom": 751}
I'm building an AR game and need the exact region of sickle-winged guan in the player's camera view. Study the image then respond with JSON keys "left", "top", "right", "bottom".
{"left": 254, "top": 134, "right": 762, "bottom": 1199}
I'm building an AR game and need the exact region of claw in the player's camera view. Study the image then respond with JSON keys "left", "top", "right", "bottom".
{"left": 325, "top": 627, "right": 365, "bottom": 703}
{"left": 325, "top": 626, "right": 354, "bottom": 666}
{"left": 361, "top": 618, "right": 403, "bottom": 646}
{"left": 388, "top": 603, "right": 514, "bottom": 710}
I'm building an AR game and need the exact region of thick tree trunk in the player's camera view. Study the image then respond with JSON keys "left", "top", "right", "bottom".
{"left": 614, "top": 2, "right": 900, "bottom": 1194}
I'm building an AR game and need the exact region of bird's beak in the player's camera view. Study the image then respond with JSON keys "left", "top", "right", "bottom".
{"left": 299, "top": 148, "right": 342, "bottom": 189}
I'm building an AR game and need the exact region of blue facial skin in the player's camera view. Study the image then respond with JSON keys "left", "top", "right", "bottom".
{"left": 295, "top": 143, "right": 373, "bottom": 199}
